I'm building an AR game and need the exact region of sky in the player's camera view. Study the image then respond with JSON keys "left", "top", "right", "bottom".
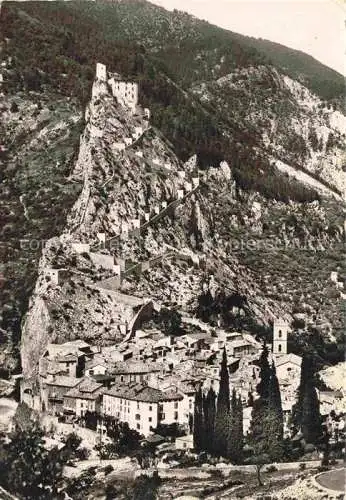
{"left": 152, "top": 0, "right": 345, "bottom": 75}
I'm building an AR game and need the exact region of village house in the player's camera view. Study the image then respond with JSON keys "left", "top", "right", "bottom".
{"left": 243, "top": 406, "right": 253, "bottom": 435}
{"left": 152, "top": 336, "right": 174, "bottom": 359}
{"left": 102, "top": 344, "right": 135, "bottom": 362}
{"left": 39, "top": 341, "right": 91, "bottom": 379}
{"left": 111, "top": 361, "right": 165, "bottom": 384}
{"left": 227, "top": 339, "right": 258, "bottom": 358}
{"left": 41, "top": 375, "right": 82, "bottom": 415}
{"left": 175, "top": 434, "right": 194, "bottom": 451}
{"left": 85, "top": 357, "right": 110, "bottom": 378}
{"left": 102, "top": 382, "right": 184, "bottom": 436}
{"left": 178, "top": 332, "right": 211, "bottom": 351}
{"left": 63, "top": 378, "right": 104, "bottom": 417}
{"left": 275, "top": 353, "right": 302, "bottom": 387}
{"left": 317, "top": 389, "right": 345, "bottom": 416}
{"left": 160, "top": 379, "right": 197, "bottom": 430}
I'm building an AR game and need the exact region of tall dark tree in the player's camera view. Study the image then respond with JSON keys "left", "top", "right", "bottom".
{"left": 193, "top": 387, "right": 204, "bottom": 452}
{"left": 236, "top": 395, "right": 244, "bottom": 460}
{"left": 291, "top": 353, "right": 322, "bottom": 443}
{"left": 247, "top": 346, "right": 284, "bottom": 485}
{"left": 268, "top": 362, "right": 284, "bottom": 440}
{"left": 291, "top": 354, "right": 313, "bottom": 434}
{"left": 256, "top": 343, "right": 271, "bottom": 402}
{"left": 227, "top": 389, "right": 243, "bottom": 463}
{"left": 203, "top": 387, "right": 216, "bottom": 454}
{"left": 214, "top": 348, "right": 230, "bottom": 457}
{"left": 301, "top": 378, "right": 322, "bottom": 443}
{"left": 248, "top": 403, "right": 284, "bottom": 486}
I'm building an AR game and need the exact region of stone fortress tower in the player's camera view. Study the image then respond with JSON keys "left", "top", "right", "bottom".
{"left": 272, "top": 318, "right": 289, "bottom": 355}
{"left": 92, "top": 63, "right": 139, "bottom": 114}
{"left": 108, "top": 73, "right": 139, "bottom": 113}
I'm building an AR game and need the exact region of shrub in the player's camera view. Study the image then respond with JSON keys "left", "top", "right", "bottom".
{"left": 265, "top": 465, "right": 278, "bottom": 473}
{"left": 103, "top": 464, "right": 114, "bottom": 475}
{"left": 10, "top": 101, "right": 19, "bottom": 113}
{"left": 76, "top": 447, "right": 90, "bottom": 461}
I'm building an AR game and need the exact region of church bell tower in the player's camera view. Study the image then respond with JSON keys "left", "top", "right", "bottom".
{"left": 273, "top": 318, "right": 289, "bottom": 355}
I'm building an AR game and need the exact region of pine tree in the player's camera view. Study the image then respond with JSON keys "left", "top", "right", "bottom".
{"left": 268, "top": 362, "right": 284, "bottom": 440}
{"left": 214, "top": 348, "right": 230, "bottom": 457}
{"left": 203, "top": 387, "right": 216, "bottom": 454}
{"left": 193, "top": 387, "right": 204, "bottom": 452}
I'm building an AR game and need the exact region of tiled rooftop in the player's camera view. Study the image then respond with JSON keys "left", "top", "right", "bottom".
{"left": 105, "top": 382, "right": 183, "bottom": 402}
{"left": 64, "top": 378, "right": 103, "bottom": 400}
{"left": 45, "top": 376, "right": 81, "bottom": 388}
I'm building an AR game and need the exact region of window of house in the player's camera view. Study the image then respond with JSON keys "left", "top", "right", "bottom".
{"left": 174, "top": 411, "right": 178, "bottom": 420}
{"left": 278, "top": 344, "right": 282, "bottom": 352}
{"left": 135, "top": 414, "right": 140, "bottom": 420}
{"left": 149, "top": 417, "right": 152, "bottom": 422}
{"left": 287, "top": 367, "right": 292, "bottom": 371}
{"left": 149, "top": 405, "right": 152, "bottom": 411}
{"left": 174, "top": 402, "right": 178, "bottom": 409}
{"left": 137, "top": 424, "right": 140, "bottom": 430}
{"left": 137, "top": 402, "right": 140, "bottom": 410}
{"left": 278, "top": 330, "right": 282, "bottom": 338}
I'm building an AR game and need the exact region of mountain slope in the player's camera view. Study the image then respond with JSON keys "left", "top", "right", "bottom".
{"left": 235, "top": 36, "right": 345, "bottom": 104}
{"left": 0, "top": 0, "right": 345, "bottom": 375}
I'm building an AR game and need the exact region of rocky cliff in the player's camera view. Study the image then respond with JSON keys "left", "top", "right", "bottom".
{"left": 21, "top": 69, "right": 345, "bottom": 377}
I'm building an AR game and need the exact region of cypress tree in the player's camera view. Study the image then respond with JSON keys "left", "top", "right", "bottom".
{"left": 268, "top": 362, "right": 284, "bottom": 440}
{"left": 214, "top": 348, "right": 230, "bottom": 457}
{"left": 227, "top": 389, "right": 237, "bottom": 460}
{"left": 193, "top": 387, "right": 204, "bottom": 452}
{"left": 248, "top": 346, "right": 284, "bottom": 484}
{"left": 227, "top": 389, "right": 243, "bottom": 463}
{"left": 236, "top": 395, "right": 244, "bottom": 461}
{"left": 291, "top": 354, "right": 313, "bottom": 434}
{"left": 301, "top": 378, "right": 322, "bottom": 443}
{"left": 203, "top": 387, "right": 216, "bottom": 454}
{"left": 256, "top": 343, "right": 271, "bottom": 402}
